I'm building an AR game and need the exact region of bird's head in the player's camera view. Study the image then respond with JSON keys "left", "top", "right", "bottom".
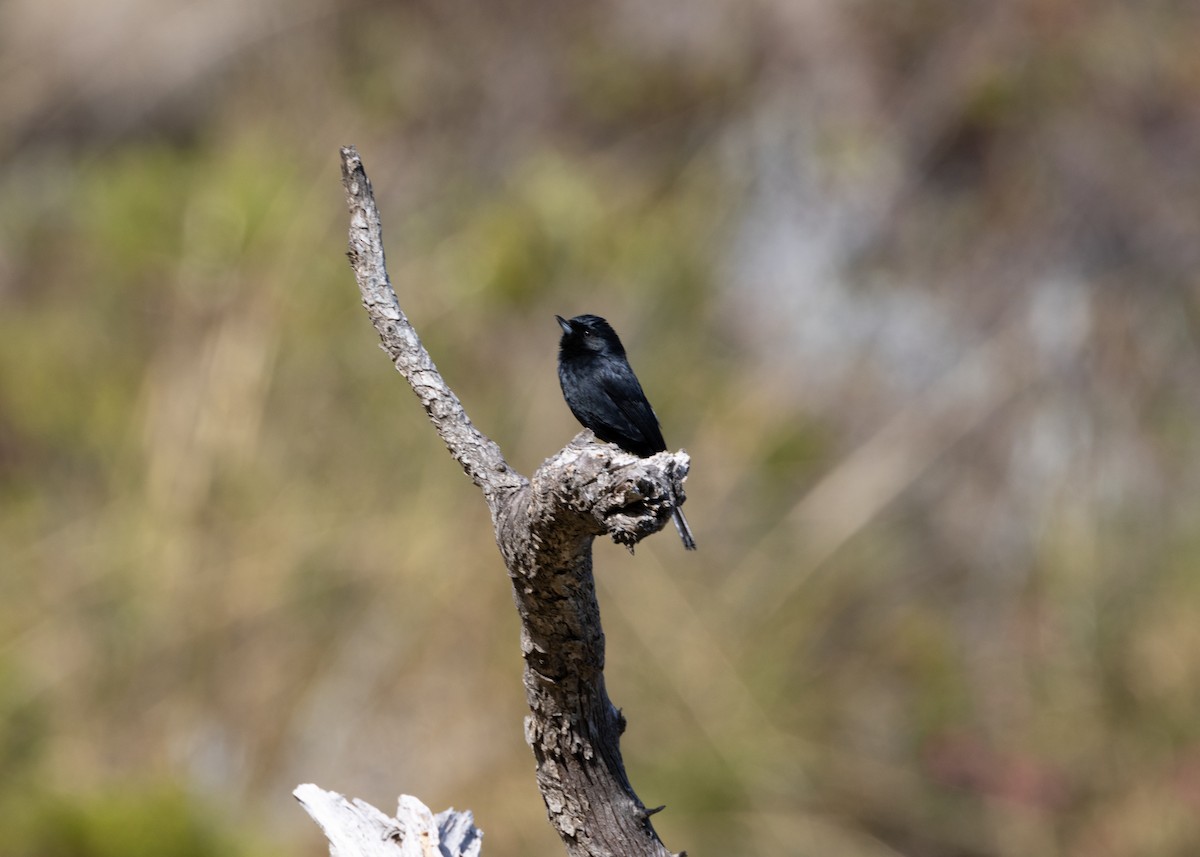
{"left": 555, "top": 314, "right": 626, "bottom": 357}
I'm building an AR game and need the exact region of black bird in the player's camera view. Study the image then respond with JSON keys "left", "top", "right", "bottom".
{"left": 556, "top": 313, "right": 696, "bottom": 550}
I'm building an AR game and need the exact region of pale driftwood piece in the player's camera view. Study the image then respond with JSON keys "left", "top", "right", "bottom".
{"left": 294, "top": 784, "right": 482, "bottom": 857}
{"left": 314, "top": 147, "right": 689, "bottom": 857}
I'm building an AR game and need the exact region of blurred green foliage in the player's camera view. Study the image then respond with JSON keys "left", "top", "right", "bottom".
{"left": 0, "top": 787, "right": 274, "bottom": 857}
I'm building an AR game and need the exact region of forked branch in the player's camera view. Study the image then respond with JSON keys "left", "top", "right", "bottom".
{"left": 311, "top": 146, "right": 691, "bottom": 857}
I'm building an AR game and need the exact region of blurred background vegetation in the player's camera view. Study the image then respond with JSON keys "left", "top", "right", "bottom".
{"left": 3, "top": 1, "right": 1200, "bottom": 855}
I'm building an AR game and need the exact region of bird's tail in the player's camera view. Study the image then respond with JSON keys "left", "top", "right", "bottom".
{"left": 673, "top": 507, "right": 697, "bottom": 551}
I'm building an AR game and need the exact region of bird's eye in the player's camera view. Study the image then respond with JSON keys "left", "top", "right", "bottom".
{"left": 582, "top": 329, "right": 591, "bottom": 337}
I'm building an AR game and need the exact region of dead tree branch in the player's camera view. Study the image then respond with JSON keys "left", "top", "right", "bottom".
{"left": 313, "top": 146, "right": 691, "bottom": 857}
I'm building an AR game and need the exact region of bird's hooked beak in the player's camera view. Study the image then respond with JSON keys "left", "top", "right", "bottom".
{"left": 555, "top": 315, "right": 573, "bottom": 335}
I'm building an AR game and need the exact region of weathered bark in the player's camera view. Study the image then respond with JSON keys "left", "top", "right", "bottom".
{"left": 331, "top": 147, "right": 690, "bottom": 857}
{"left": 341, "top": 150, "right": 524, "bottom": 510}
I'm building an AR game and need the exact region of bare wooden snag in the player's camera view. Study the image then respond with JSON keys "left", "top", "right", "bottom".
{"left": 294, "top": 784, "right": 482, "bottom": 857}
{"left": 298, "top": 147, "right": 691, "bottom": 857}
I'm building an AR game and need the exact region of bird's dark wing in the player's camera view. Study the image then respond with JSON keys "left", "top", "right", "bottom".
{"left": 597, "top": 361, "right": 666, "bottom": 456}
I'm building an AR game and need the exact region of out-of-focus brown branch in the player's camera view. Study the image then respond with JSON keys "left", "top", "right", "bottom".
{"left": 310, "top": 146, "right": 690, "bottom": 857}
